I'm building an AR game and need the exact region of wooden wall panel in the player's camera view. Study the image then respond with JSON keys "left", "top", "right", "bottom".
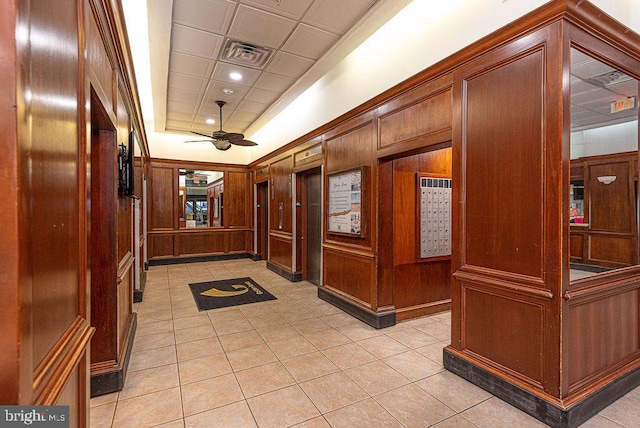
{"left": 150, "top": 166, "right": 175, "bottom": 230}
{"left": 177, "top": 232, "right": 226, "bottom": 255}
{"left": 30, "top": 0, "right": 83, "bottom": 367}
{"left": 323, "top": 248, "right": 372, "bottom": 304}
{"left": 588, "top": 161, "right": 634, "bottom": 233}
{"left": 270, "top": 234, "right": 293, "bottom": 270}
{"left": 88, "top": 11, "right": 113, "bottom": 113}
{"left": 229, "top": 231, "right": 249, "bottom": 252}
{"left": 567, "top": 289, "right": 640, "bottom": 390}
{"left": 463, "top": 50, "right": 544, "bottom": 279}
{"left": 149, "top": 234, "right": 174, "bottom": 258}
{"left": 588, "top": 235, "right": 634, "bottom": 266}
{"left": 269, "top": 157, "right": 293, "bottom": 233}
{"left": 394, "top": 262, "right": 451, "bottom": 309}
{"left": 392, "top": 148, "right": 452, "bottom": 312}
{"left": 117, "top": 264, "right": 133, "bottom": 354}
{"left": 463, "top": 287, "right": 545, "bottom": 385}
{"left": 570, "top": 232, "right": 584, "bottom": 261}
{"left": 325, "top": 115, "right": 375, "bottom": 250}
{"left": 379, "top": 89, "right": 451, "bottom": 148}
{"left": 118, "top": 197, "right": 132, "bottom": 261}
{"left": 226, "top": 171, "right": 250, "bottom": 228}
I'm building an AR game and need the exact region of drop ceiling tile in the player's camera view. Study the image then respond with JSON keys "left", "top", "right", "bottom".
{"left": 167, "top": 100, "right": 198, "bottom": 114}
{"left": 229, "top": 110, "right": 259, "bottom": 123}
{"left": 237, "top": 100, "right": 268, "bottom": 114}
{"left": 245, "top": 87, "right": 280, "bottom": 104}
{"left": 265, "top": 51, "right": 314, "bottom": 78}
{"left": 166, "top": 120, "right": 193, "bottom": 131}
{"left": 173, "top": 0, "right": 236, "bottom": 34}
{"left": 171, "top": 24, "right": 225, "bottom": 59}
{"left": 225, "top": 118, "right": 253, "bottom": 132}
{"left": 242, "top": 0, "right": 314, "bottom": 20}
{"left": 167, "top": 88, "right": 202, "bottom": 104}
{"left": 281, "top": 23, "right": 339, "bottom": 60}
{"left": 166, "top": 111, "right": 195, "bottom": 122}
{"left": 303, "top": 0, "right": 374, "bottom": 35}
{"left": 228, "top": 5, "right": 296, "bottom": 48}
{"left": 169, "top": 52, "right": 215, "bottom": 78}
{"left": 168, "top": 72, "right": 206, "bottom": 92}
{"left": 203, "top": 81, "right": 250, "bottom": 101}
{"left": 211, "top": 62, "right": 262, "bottom": 86}
{"left": 254, "top": 72, "right": 296, "bottom": 92}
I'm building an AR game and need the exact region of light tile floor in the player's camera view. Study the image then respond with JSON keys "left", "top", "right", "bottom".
{"left": 90, "top": 259, "right": 640, "bottom": 427}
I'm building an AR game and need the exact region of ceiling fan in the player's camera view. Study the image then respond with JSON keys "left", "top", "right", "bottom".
{"left": 179, "top": 169, "right": 210, "bottom": 180}
{"left": 185, "top": 100, "right": 258, "bottom": 151}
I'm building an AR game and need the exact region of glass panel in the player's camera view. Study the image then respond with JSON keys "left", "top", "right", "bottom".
{"left": 179, "top": 169, "right": 224, "bottom": 228}
{"left": 570, "top": 48, "right": 639, "bottom": 281}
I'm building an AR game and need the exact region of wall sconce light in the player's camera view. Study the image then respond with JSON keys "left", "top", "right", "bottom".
{"left": 597, "top": 175, "right": 617, "bottom": 185}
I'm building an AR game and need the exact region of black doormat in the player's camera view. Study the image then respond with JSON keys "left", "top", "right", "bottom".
{"left": 189, "top": 277, "right": 276, "bottom": 311}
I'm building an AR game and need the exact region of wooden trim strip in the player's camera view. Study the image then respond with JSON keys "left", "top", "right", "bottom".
{"left": 33, "top": 317, "right": 94, "bottom": 405}
{"left": 564, "top": 273, "right": 640, "bottom": 304}
{"left": 322, "top": 242, "right": 375, "bottom": 260}
{"left": 454, "top": 268, "right": 553, "bottom": 300}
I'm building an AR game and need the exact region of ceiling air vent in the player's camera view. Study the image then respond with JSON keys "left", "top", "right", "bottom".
{"left": 220, "top": 40, "right": 274, "bottom": 70}
{"left": 586, "top": 70, "right": 632, "bottom": 87}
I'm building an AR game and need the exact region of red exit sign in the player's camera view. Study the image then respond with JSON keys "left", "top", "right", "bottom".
{"left": 611, "top": 97, "right": 636, "bottom": 113}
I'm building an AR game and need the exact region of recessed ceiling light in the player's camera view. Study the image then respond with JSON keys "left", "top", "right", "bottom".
{"left": 206, "top": 118, "right": 215, "bottom": 125}
{"left": 223, "top": 88, "right": 234, "bottom": 95}
{"left": 229, "top": 72, "right": 242, "bottom": 81}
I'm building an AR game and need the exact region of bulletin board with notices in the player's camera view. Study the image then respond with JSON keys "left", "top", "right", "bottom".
{"left": 419, "top": 175, "right": 452, "bottom": 259}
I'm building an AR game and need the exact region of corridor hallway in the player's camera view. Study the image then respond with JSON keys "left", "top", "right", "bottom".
{"left": 89, "top": 260, "right": 640, "bottom": 427}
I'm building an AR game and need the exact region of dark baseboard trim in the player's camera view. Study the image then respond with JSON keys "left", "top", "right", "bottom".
{"left": 144, "top": 262, "right": 149, "bottom": 270}
{"left": 250, "top": 253, "right": 263, "bottom": 261}
{"left": 443, "top": 347, "right": 640, "bottom": 428}
{"left": 133, "top": 274, "right": 146, "bottom": 303}
{"left": 148, "top": 253, "right": 252, "bottom": 266}
{"left": 266, "top": 261, "right": 302, "bottom": 282}
{"left": 90, "top": 313, "right": 137, "bottom": 397}
{"left": 318, "top": 287, "right": 396, "bottom": 329}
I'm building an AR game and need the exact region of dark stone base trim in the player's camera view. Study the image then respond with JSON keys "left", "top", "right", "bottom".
{"left": 443, "top": 347, "right": 640, "bottom": 428}
{"left": 149, "top": 253, "right": 252, "bottom": 266}
{"left": 318, "top": 287, "right": 396, "bottom": 329}
{"left": 250, "top": 253, "right": 263, "bottom": 261}
{"left": 91, "top": 313, "right": 137, "bottom": 397}
{"left": 133, "top": 274, "right": 146, "bottom": 303}
{"left": 266, "top": 261, "right": 302, "bottom": 282}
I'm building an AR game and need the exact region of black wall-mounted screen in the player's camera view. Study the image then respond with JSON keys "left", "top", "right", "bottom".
{"left": 118, "top": 130, "right": 136, "bottom": 197}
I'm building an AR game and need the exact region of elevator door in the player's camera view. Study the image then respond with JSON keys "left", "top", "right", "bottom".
{"left": 306, "top": 169, "right": 322, "bottom": 285}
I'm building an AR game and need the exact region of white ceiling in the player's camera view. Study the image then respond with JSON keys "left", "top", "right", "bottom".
{"left": 570, "top": 48, "right": 638, "bottom": 131}
{"left": 161, "top": 0, "right": 379, "bottom": 143}
{"left": 127, "top": 0, "right": 640, "bottom": 163}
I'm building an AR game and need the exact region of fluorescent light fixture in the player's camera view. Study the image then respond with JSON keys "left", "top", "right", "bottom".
{"left": 206, "top": 118, "right": 215, "bottom": 125}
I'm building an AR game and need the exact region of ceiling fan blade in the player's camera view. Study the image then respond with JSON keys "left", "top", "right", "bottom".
{"left": 190, "top": 130, "right": 212, "bottom": 138}
{"left": 184, "top": 139, "right": 213, "bottom": 143}
{"left": 224, "top": 132, "right": 245, "bottom": 142}
{"left": 230, "top": 139, "right": 258, "bottom": 146}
